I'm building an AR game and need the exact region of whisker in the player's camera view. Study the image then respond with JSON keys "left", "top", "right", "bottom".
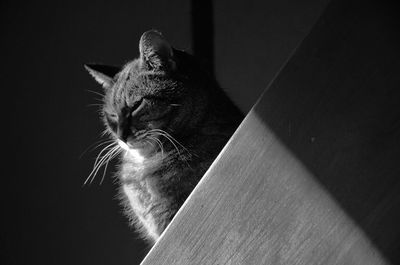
{"left": 92, "top": 143, "right": 117, "bottom": 169}
{"left": 153, "top": 136, "right": 164, "bottom": 157}
{"left": 150, "top": 132, "right": 194, "bottom": 169}
{"left": 79, "top": 139, "right": 114, "bottom": 159}
{"left": 85, "top": 89, "right": 104, "bottom": 98}
{"left": 148, "top": 136, "right": 164, "bottom": 158}
{"left": 99, "top": 147, "right": 122, "bottom": 185}
{"left": 100, "top": 129, "right": 111, "bottom": 137}
{"left": 147, "top": 130, "right": 195, "bottom": 169}
{"left": 149, "top": 129, "right": 191, "bottom": 154}
{"left": 86, "top": 103, "right": 104, "bottom": 108}
{"left": 90, "top": 145, "right": 120, "bottom": 184}
{"left": 83, "top": 142, "right": 117, "bottom": 185}
{"left": 98, "top": 146, "right": 120, "bottom": 181}
{"left": 91, "top": 98, "right": 104, "bottom": 103}
{"left": 156, "top": 132, "right": 181, "bottom": 156}
{"left": 91, "top": 139, "right": 115, "bottom": 152}
{"left": 144, "top": 139, "right": 155, "bottom": 149}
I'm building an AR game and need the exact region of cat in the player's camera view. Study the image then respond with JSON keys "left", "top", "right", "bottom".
{"left": 85, "top": 30, "right": 243, "bottom": 244}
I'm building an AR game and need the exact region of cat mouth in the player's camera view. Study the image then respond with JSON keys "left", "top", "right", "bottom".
{"left": 127, "top": 141, "right": 148, "bottom": 149}
{"left": 118, "top": 139, "right": 148, "bottom": 150}
{"left": 117, "top": 139, "right": 131, "bottom": 151}
{"left": 117, "top": 138, "right": 156, "bottom": 159}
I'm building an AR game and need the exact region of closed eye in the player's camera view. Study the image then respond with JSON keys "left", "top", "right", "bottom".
{"left": 131, "top": 98, "right": 144, "bottom": 114}
{"left": 105, "top": 115, "right": 118, "bottom": 132}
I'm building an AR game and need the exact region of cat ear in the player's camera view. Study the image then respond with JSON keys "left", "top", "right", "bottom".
{"left": 84, "top": 64, "right": 120, "bottom": 89}
{"left": 139, "top": 30, "right": 175, "bottom": 71}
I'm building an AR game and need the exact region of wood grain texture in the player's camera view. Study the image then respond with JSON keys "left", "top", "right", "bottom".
{"left": 141, "top": 0, "right": 400, "bottom": 264}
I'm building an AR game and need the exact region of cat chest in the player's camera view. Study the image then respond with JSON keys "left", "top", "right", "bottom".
{"left": 122, "top": 181, "right": 160, "bottom": 239}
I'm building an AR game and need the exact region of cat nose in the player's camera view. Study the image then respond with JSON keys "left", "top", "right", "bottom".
{"left": 117, "top": 127, "right": 131, "bottom": 143}
{"left": 117, "top": 125, "right": 141, "bottom": 143}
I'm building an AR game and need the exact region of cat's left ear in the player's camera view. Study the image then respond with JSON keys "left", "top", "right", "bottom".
{"left": 139, "top": 30, "right": 176, "bottom": 71}
{"left": 84, "top": 64, "right": 120, "bottom": 89}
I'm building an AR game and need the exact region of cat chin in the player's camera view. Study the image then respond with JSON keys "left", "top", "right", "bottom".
{"left": 127, "top": 148, "right": 146, "bottom": 163}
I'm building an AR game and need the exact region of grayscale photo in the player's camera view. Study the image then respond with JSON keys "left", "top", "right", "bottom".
{"left": 4, "top": 0, "right": 400, "bottom": 264}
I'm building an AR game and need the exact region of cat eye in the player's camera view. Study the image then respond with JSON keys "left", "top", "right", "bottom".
{"left": 131, "top": 98, "right": 144, "bottom": 112}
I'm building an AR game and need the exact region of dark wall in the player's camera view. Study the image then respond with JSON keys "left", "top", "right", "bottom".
{"left": 214, "top": 0, "right": 329, "bottom": 111}
{"left": 4, "top": 1, "right": 190, "bottom": 265}
{"left": 4, "top": 0, "right": 328, "bottom": 264}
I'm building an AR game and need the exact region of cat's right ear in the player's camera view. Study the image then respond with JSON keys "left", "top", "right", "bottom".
{"left": 84, "top": 64, "right": 120, "bottom": 89}
{"left": 139, "top": 30, "right": 175, "bottom": 71}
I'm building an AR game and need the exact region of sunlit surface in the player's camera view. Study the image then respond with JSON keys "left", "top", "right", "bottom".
{"left": 118, "top": 139, "right": 145, "bottom": 163}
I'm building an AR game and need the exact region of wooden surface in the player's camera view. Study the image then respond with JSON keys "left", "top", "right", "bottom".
{"left": 141, "top": 0, "right": 400, "bottom": 264}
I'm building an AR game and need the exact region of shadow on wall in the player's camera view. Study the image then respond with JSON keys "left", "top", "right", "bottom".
{"left": 256, "top": 1, "right": 400, "bottom": 263}
{"left": 214, "top": 0, "right": 330, "bottom": 112}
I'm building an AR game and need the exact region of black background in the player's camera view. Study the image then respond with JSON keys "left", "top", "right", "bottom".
{"left": 3, "top": 0, "right": 328, "bottom": 264}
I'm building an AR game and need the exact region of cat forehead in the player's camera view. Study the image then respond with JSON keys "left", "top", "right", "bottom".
{"left": 114, "top": 62, "right": 180, "bottom": 95}
{"left": 103, "top": 63, "right": 183, "bottom": 109}
{"left": 116, "top": 60, "right": 140, "bottom": 82}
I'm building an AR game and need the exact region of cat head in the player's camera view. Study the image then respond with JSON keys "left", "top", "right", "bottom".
{"left": 85, "top": 30, "right": 213, "bottom": 157}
